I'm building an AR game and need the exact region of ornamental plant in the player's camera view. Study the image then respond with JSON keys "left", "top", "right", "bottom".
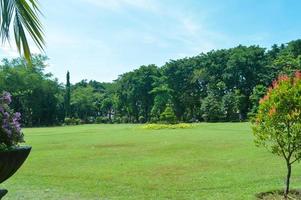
{"left": 160, "top": 103, "right": 177, "bottom": 124}
{"left": 0, "top": 92, "right": 24, "bottom": 149}
{"left": 252, "top": 71, "right": 301, "bottom": 197}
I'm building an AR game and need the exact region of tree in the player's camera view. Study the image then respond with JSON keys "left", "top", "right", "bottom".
{"left": 252, "top": 71, "right": 301, "bottom": 197}
{"left": 201, "top": 93, "right": 223, "bottom": 122}
{"left": 114, "top": 65, "right": 160, "bottom": 122}
{"left": 248, "top": 85, "right": 267, "bottom": 118}
{"left": 160, "top": 103, "right": 177, "bottom": 124}
{"left": 0, "top": 0, "right": 45, "bottom": 62}
{"left": 65, "top": 71, "right": 71, "bottom": 117}
{"left": 149, "top": 75, "right": 172, "bottom": 122}
{"left": 163, "top": 58, "right": 201, "bottom": 121}
{"left": 221, "top": 91, "right": 239, "bottom": 121}
{"left": 70, "top": 85, "right": 98, "bottom": 121}
{"left": 0, "top": 55, "right": 64, "bottom": 126}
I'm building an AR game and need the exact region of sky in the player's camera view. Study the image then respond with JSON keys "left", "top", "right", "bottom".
{"left": 1, "top": 0, "right": 301, "bottom": 83}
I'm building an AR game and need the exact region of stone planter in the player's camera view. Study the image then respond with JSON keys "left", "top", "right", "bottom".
{"left": 0, "top": 146, "right": 31, "bottom": 199}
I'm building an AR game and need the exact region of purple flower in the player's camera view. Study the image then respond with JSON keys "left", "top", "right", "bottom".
{"left": 3, "top": 112, "right": 9, "bottom": 119}
{"left": 2, "top": 92, "right": 11, "bottom": 104}
{"left": 2, "top": 123, "right": 12, "bottom": 137}
{"left": 0, "top": 92, "right": 24, "bottom": 147}
{"left": 14, "top": 112, "right": 21, "bottom": 121}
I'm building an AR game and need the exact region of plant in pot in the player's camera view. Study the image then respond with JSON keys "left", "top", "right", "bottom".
{"left": 0, "top": 92, "right": 31, "bottom": 199}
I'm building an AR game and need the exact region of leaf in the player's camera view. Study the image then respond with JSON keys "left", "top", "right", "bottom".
{"left": 0, "top": 0, "right": 45, "bottom": 64}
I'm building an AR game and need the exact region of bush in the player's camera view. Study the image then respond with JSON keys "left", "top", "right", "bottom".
{"left": 86, "top": 116, "right": 95, "bottom": 124}
{"left": 112, "top": 116, "right": 121, "bottom": 124}
{"left": 160, "top": 104, "right": 177, "bottom": 124}
{"left": 95, "top": 116, "right": 110, "bottom": 124}
{"left": 142, "top": 123, "right": 194, "bottom": 130}
{"left": 138, "top": 116, "right": 145, "bottom": 123}
{"left": 0, "top": 92, "right": 24, "bottom": 149}
{"left": 64, "top": 117, "right": 81, "bottom": 125}
{"left": 121, "top": 116, "right": 129, "bottom": 123}
{"left": 201, "top": 93, "right": 223, "bottom": 122}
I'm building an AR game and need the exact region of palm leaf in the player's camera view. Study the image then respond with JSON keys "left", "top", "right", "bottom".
{"left": 0, "top": 0, "right": 44, "bottom": 63}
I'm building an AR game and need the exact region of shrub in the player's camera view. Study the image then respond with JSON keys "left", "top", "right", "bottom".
{"left": 95, "top": 116, "right": 110, "bottom": 124}
{"left": 138, "top": 116, "right": 145, "bottom": 123}
{"left": 142, "top": 123, "right": 194, "bottom": 130}
{"left": 160, "top": 104, "right": 177, "bottom": 124}
{"left": 75, "top": 118, "right": 82, "bottom": 125}
{"left": 121, "top": 116, "right": 129, "bottom": 123}
{"left": 86, "top": 116, "right": 95, "bottom": 124}
{"left": 0, "top": 92, "right": 24, "bottom": 149}
{"left": 201, "top": 93, "right": 223, "bottom": 122}
{"left": 64, "top": 117, "right": 81, "bottom": 125}
{"left": 112, "top": 116, "right": 121, "bottom": 124}
{"left": 252, "top": 71, "right": 301, "bottom": 197}
{"left": 64, "top": 117, "right": 73, "bottom": 125}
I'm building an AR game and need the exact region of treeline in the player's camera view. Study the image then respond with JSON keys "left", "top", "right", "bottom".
{"left": 2, "top": 40, "right": 301, "bottom": 126}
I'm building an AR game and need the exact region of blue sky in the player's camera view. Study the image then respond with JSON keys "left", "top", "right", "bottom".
{"left": 1, "top": 0, "right": 301, "bottom": 83}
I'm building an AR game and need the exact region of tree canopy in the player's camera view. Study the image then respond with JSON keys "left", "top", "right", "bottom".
{"left": 2, "top": 39, "right": 301, "bottom": 126}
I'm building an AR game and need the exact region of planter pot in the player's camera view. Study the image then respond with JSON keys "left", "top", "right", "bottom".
{"left": 0, "top": 146, "right": 31, "bottom": 199}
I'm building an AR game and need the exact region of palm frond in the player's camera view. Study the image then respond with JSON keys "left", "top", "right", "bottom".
{"left": 0, "top": 0, "right": 44, "bottom": 63}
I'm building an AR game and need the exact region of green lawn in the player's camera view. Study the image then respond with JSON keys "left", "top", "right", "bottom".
{"left": 2, "top": 123, "right": 301, "bottom": 199}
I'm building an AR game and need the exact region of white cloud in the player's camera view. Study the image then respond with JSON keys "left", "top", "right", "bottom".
{"left": 82, "top": 0, "right": 158, "bottom": 12}
{"left": 0, "top": 41, "right": 41, "bottom": 59}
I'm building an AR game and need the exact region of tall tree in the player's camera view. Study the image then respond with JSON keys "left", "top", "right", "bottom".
{"left": 65, "top": 71, "right": 71, "bottom": 118}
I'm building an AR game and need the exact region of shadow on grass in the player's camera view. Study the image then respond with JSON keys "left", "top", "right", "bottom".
{"left": 256, "top": 189, "right": 301, "bottom": 199}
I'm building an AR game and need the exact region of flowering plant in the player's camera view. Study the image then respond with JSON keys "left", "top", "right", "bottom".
{"left": 252, "top": 71, "right": 301, "bottom": 196}
{"left": 0, "top": 92, "right": 24, "bottom": 149}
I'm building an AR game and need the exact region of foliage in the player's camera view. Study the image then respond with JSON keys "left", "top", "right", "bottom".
{"left": 248, "top": 85, "right": 267, "bottom": 118}
{"left": 95, "top": 116, "right": 110, "bottom": 124}
{"left": 70, "top": 85, "right": 99, "bottom": 121}
{"left": 4, "top": 40, "right": 301, "bottom": 125}
{"left": 221, "top": 91, "right": 239, "bottom": 121}
{"left": 160, "top": 103, "right": 177, "bottom": 124}
{"left": 142, "top": 123, "right": 193, "bottom": 130}
{"left": 64, "top": 117, "right": 81, "bottom": 125}
{"left": 0, "top": 91, "right": 24, "bottom": 149}
{"left": 252, "top": 71, "right": 301, "bottom": 196}
{"left": 65, "top": 71, "right": 71, "bottom": 118}
{"left": 0, "top": 0, "right": 44, "bottom": 62}
{"left": 201, "top": 93, "right": 223, "bottom": 122}
{"left": 0, "top": 55, "right": 64, "bottom": 126}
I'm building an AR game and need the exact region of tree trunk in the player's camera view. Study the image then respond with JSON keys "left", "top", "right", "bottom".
{"left": 285, "top": 162, "right": 292, "bottom": 198}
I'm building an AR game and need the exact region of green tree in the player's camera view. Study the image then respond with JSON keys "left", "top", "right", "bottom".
{"left": 114, "top": 65, "right": 160, "bottom": 122}
{"left": 163, "top": 58, "right": 201, "bottom": 121}
{"left": 65, "top": 71, "right": 71, "bottom": 117}
{"left": 252, "top": 72, "right": 301, "bottom": 197}
{"left": 160, "top": 103, "right": 176, "bottom": 124}
{"left": 201, "top": 93, "right": 223, "bottom": 122}
{"left": 0, "top": 55, "right": 64, "bottom": 126}
{"left": 70, "top": 85, "right": 99, "bottom": 121}
{"left": 248, "top": 85, "right": 267, "bottom": 118}
{"left": 221, "top": 91, "right": 239, "bottom": 121}
{"left": 149, "top": 75, "right": 172, "bottom": 122}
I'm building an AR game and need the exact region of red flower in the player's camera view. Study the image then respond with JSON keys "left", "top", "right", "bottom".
{"left": 272, "top": 80, "right": 278, "bottom": 88}
{"left": 295, "top": 70, "right": 301, "bottom": 80}
{"left": 259, "top": 95, "right": 269, "bottom": 104}
{"left": 278, "top": 74, "right": 289, "bottom": 82}
{"left": 268, "top": 106, "right": 276, "bottom": 116}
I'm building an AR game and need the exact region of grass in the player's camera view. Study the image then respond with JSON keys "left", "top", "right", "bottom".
{"left": 2, "top": 123, "right": 301, "bottom": 199}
